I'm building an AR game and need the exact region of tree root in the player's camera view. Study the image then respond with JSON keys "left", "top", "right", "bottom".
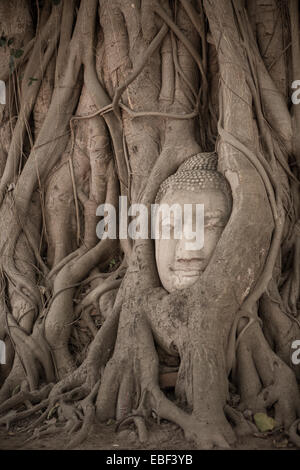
{"left": 94, "top": 300, "right": 237, "bottom": 449}
{"left": 288, "top": 419, "right": 300, "bottom": 447}
{"left": 116, "top": 415, "right": 149, "bottom": 444}
{"left": 0, "top": 383, "right": 52, "bottom": 415}
{"left": 0, "top": 398, "right": 49, "bottom": 429}
{"left": 234, "top": 320, "right": 300, "bottom": 429}
{"left": 224, "top": 404, "right": 257, "bottom": 438}
{"left": 65, "top": 380, "right": 100, "bottom": 449}
{"left": 23, "top": 421, "right": 59, "bottom": 444}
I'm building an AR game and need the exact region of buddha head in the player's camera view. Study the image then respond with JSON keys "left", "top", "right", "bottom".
{"left": 155, "top": 152, "right": 232, "bottom": 293}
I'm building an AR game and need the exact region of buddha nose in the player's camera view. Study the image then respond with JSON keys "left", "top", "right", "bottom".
{"left": 175, "top": 232, "right": 204, "bottom": 261}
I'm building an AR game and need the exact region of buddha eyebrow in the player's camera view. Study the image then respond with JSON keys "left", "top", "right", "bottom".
{"left": 204, "top": 211, "right": 226, "bottom": 218}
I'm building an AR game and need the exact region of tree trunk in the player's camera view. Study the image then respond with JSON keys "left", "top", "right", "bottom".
{"left": 0, "top": 0, "right": 299, "bottom": 449}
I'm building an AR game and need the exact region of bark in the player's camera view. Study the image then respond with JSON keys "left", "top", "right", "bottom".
{"left": 0, "top": 0, "right": 299, "bottom": 450}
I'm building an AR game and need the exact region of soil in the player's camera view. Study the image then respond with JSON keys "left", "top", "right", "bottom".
{"left": 0, "top": 420, "right": 296, "bottom": 451}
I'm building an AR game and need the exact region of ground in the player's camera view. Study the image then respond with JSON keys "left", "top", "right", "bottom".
{"left": 0, "top": 385, "right": 299, "bottom": 451}
{"left": 0, "top": 420, "right": 297, "bottom": 451}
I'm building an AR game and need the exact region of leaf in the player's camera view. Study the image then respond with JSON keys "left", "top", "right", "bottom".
{"left": 254, "top": 413, "right": 276, "bottom": 433}
{"left": 12, "top": 384, "right": 20, "bottom": 395}
{"left": 0, "top": 36, "right": 6, "bottom": 47}
{"left": 7, "top": 38, "right": 14, "bottom": 46}
{"left": 47, "top": 405, "right": 58, "bottom": 420}
{"left": 28, "top": 77, "right": 38, "bottom": 86}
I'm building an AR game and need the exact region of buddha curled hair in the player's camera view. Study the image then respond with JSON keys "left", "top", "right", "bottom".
{"left": 155, "top": 152, "right": 232, "bottom": 205}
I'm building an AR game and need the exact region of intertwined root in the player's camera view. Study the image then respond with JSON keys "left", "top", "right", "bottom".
{"left": 1, "top": 288, "right": 300, "bottom": 450}
{"left": 183, "top": 417, "right": 236, "bottom": 449}
{"left": 1, "top": 321, "right": 300, "bottom": 449}
{"left": 93, "top": 303, "right": 237, "bottom": 450}
{"left": 0, "top": 364, "right": 96, "bottom": 447}
{"left": 96, "top": 356, "right": 237, "bottom": 449}
{"left": 235, "top": 320, "right": 300, "bottom": 430}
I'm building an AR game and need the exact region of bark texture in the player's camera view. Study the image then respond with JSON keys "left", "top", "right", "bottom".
{"left": 0, "top": 0, "right": 299, "bottom": 449}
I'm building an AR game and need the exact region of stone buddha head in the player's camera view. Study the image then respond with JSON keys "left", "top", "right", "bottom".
{"left": 155, "top": 152, "right": 232, "bottom": 293}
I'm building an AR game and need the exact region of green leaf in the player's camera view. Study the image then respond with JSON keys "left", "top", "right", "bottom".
{"left": 28, "top": 77, "right": 38, "bottom": 86}
{"left": 12, "top": 384, "right": 20, "bottom": 395}
{"left": 47, "top": 403, "right": 59, "bottom": 420}
{"left": 254, "top": 413, "right": 276, "bottom": 433}
{"left": 7, "top": 38, "right": 14, "bottom": 46}
{"left": 0, "top": 36, "right": 6, "bottom": 47}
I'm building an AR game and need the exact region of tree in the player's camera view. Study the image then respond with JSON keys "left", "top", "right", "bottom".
{"left": 0, "top": 0, "right": 300, "bottom": 449}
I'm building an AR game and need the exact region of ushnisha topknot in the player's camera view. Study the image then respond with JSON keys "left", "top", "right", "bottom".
{"left": 155, "top": 152, "right": 232, "bottom": 205}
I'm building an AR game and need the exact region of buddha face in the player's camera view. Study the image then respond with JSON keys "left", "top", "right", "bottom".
{"left": 155, "top": 188, "right": 231, "bottom": 293}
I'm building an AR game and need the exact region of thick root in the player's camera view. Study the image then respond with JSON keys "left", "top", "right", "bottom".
{"left": 235, "top": 320, "right": 300, "bottom": 429}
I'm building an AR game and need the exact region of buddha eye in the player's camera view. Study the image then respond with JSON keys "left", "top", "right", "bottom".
{"left": 204, "top": 217, "right": 226, "bottom": 229}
